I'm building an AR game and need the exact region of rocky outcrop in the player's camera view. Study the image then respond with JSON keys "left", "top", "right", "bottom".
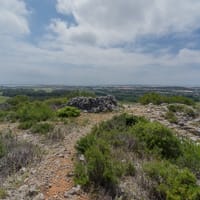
{"left": 67, "top": 95, "right": 118, "bottom": 113}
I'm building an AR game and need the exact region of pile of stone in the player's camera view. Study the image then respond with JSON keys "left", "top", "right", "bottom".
{"left": 67, "top": 95, "right": 118, "bottom": 113}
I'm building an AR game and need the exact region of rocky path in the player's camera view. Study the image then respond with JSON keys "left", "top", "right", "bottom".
{"left": 1, "top": 113, "right": 114, "bottom": 200}
{"left": 125, "top": 103, "right": 200, "bottom": 142}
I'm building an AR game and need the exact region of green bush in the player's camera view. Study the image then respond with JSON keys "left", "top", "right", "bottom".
{"left": 139, "top": 93, "right": 166, "bottom": 105}
{"left": 92, "top": 114, "right": 146, "bottom": 134}
{"left": 18, "top": 120, "right": 36, "bottom": 130}
{"left": 0, "top": 188, "right": 7, "bottom": 199}
{"left": 31, "top": 123, "right": 54, "bottom": 135}
{"left": 168, "top": 104, "right": 196, "bottom": 117}
{"left": 44, "top": 97, "right": 68, "bottom": 107}
{"left": 7, "top": 95, "right": 29, "bottom": 107}
{"left": 176, "top": 140, "right": 200, "bottom": 176}
{"left": 57, "top": 106, "right": 80, "bottom": 118}
{"left": 75, "top": 114, "right": 142, "bottom": 196}
{"left": 76, "top": 133, "right": 97, "bottom": 154}
{"left": 165, "top": 111, "right": 178, "bottom": 123}
{"left": 139, "top": 93, "right": 195, "bottom": 105}
{"left": 144, "top": 161, "right": 200, "bottom": 200}
{"left": 75, "top": 114, "right": 200, "bottom": 199}
{"left": 0, "top": 140, "right": 6, "bottom": 158}
{"left": 17, "top": 101, "right": 54, "bottom": 122}
{"left": 0, "top": 111, "right": 7, "bottom": 121}
{"left": 75, "top": 142, "right": 125, "bottom": 194}
{"left": 130, "top": 122, "right": 182, "bottom": 159}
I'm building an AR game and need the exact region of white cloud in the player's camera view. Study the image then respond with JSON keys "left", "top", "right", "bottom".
{"left": 54, "top": 0, "right": 200, "bottom": 46}
{"left": 0, "top": 0, "right": 200, "bottom": 85}
{"left": 0, "top": 0, "right": 29, "bottom": 36}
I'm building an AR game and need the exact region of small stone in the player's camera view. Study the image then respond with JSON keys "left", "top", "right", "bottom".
{"left": 33, "top": 193, "right": 45, "bottom": 200}
{"left": 28, "top": 186, "right": 39, "bottom": 197}
{"left": 67, "top": 172, "right": 74, "bottom": 177}
{"left": 79, "top": 154, "right": 85, "bottom": 162}
{"left": 31, "top": 169, "right": 37, "bottom": 175}
{"left": 64, "top": 192, "right": 70, "bottom": 198}
{"left": 20, "top": 167, "right": 27, "bottom": 174}
{"left": 58, "top": 154, "right": 64, "bottom": 158}
{"left": 69, "top": 185, "right": 81, "bottom": 195}
{"left": 19, "top": 185, "right": 29, "bottom": 192}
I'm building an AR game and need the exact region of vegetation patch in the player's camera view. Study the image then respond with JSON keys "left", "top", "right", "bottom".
{"left": 75, "top": 114, "right": 200, "bottom": 199}
{"left": 0, "top": 131, "right": 41, "bottom": 181}
{"left": 31, "top": 123, "right": 54, "bottom": 135}
{"left": 57, "top": 106, "right": 80, "bottom": 118}
{"left": 17, "top": 101, "right": 54, "bottom": 122}
{"left": 164, "top": 111, "right": 178, "bottom": 123}
{"left": 167, "top": 104, "right": 196, "bottom": 118}
{"left": 0, "top": 188, "right": 7, "bottom": 199}
{"left": 139, "top": 93, "right": 195, "bottom": 105}
{"left": 144, "top": 161, "right": 200, "bottom": 200}
{"left": 130, "top": 121, "right": 182, "bottom": 159}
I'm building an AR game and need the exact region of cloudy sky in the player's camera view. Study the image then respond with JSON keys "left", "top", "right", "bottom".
{"left": 1, "top": 0, "right": 200, "bottom": 86}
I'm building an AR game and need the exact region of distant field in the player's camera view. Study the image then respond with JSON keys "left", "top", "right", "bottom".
{"left": 33, "top": 88, "right": 53, "bottom": 93}
{"left": 0, "top": 96, "right": 9, "bottom": 103}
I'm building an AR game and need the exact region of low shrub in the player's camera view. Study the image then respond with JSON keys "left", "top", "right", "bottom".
{"left": 75, "top": 114, "right": 145, "bottom": 196}
{"left": 18, "top": 120, "right": 36, "bottom": 130}
{"left": 130, "top": 122, "right": 182, "bottom": 159}
{"left": 168, "top": 104, "right": 196, "bottom": 117}
{"left": 165, "top": 111, "right": 178, "bottom": 123}
{"left": 0, "top": 188, "right": 7, "bottom": 199}
{"left": 44, "top": 97, "right": 68, "bottom": 107}
{"left": 92, "top": 114, "right": 146, "bottom": 134}
{"left": 75, "top": 114, "right": 200, "bottom": 199}
{"left": 17, "top": 101, "right": 54, "bottom": 122}
{"left": 176, "top": 140, "right": 200, "bottom": 176}
{"left": 0, "top": 131, "right": 41, "bottom": 180}
{"left": 76, "top": 133, "right": 97, "bottom": 154}
{"left": 57, "top": 106, "right": 80, "bottom": 118}
{"left": 7, "top": 95, "right": 29, "bottom": 106}
{"left": 47, "top": 127, "right": 65, "bottom": 141}
{"left": 75, "top": 142, "right": 126, "bottom": 195}
{"left": 0, "top": 111, "right": 7, "bottom": 122}
{"left": 0, "top": 140, "right": 6, "bottom": 158}
{"left": 144, "top": 160, "right": 200, "bottom": 200}
{"left": 31, "top": 123, "right": 54, "bottom": 135}
{"left": 139, "top": 93, "right": 195, "bottom": 105}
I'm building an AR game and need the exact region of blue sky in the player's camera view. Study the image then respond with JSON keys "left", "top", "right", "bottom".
{"left": 0, "top": 0, "right": 200, "bottom": 86}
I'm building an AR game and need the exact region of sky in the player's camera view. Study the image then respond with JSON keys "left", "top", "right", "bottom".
{"left": 1, "top": 0, "right": 200, "bottom": 86}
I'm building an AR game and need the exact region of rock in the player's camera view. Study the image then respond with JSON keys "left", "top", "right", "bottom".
{"left": 19, "top": 185, "right": 29, "bottom": 193}
{"left": 79, "top": 154, "right": 85, "bottom": 162}
{"left": 28, "top": 186, "right": 39, "bottom": 197}
{"left": 67, "top": 95, "right": 118, "bottom": 113}
{"left": 69, "top": 185, "right": 81, "bottom": 195}
{"left": 58, "top": 154, "right": 64, "bottom": 158}
{"left": 67, "top": 172, "right": 74, "bottom": 177}
{"left": 20, "top": 167, "right": 27, "bottom": 174}
{"left": 33, "top": 193, "right": 45, "bottom": 200}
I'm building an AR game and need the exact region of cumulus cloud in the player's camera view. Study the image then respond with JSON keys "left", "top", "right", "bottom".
{"left": 54, "top": 0, "right": 200, "bottom": 46}
{"left": 0, "top": 0, "right": 200, "bottom": 85}
{"left": 0, "top": 0, "right": 29, "bottom": 36}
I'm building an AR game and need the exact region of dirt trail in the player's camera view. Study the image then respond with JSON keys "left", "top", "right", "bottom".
{"left": 42, "top": 113, "right": 115, "bottom": 200}
{"left": 0, "top": 113, "right": 115, "bottom": 200}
